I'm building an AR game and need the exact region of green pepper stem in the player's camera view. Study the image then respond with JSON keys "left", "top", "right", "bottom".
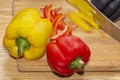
{"left": 69, "top": 57, "right": 84, "bottom": 70}
{"left": 16, "top": 38, "right": 30, "bottom": 57}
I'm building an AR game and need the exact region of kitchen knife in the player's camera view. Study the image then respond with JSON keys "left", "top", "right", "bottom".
{"left": 91, "top": 0, "right": 120, "bottom": 21}
{"left": 88, "top": 0, "right": 120, "bottom": 42}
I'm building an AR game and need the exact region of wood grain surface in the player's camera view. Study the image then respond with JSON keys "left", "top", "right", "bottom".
{"left": 0, "top": 0, "right": 120, "bottom": 80}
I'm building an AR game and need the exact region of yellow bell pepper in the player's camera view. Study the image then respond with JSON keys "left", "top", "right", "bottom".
{"left": 3, "top": 8, "right": 53, "bottom": 59}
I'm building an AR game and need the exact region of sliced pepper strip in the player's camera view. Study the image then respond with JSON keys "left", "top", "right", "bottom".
{"left": 54, "top": 7, "right": 62, "bottom": 15}
{"left": 53, "top": 13, "right": 66, "bottom": 35}
{"left": 41, "top": 5, "right": 66, "bottom": 32}
{"left": 43, "top": 4, "right": 52, "bottom": 20}
{"left": 63, "top": 25, "right": 77, "bottom": 35}
{"left": 57, "top": 20, "right": 66, "bottom": 30}
{"left": 51, "top": 25, "right": 68, "bottom": 40}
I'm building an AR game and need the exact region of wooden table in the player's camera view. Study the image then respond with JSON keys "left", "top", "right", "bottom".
{"left": 0, "top": 0, "right": 120, "bottom": 80}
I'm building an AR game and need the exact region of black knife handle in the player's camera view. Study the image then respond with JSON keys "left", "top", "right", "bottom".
{"left": 103, "top": 0, "right": 120, "bottom": 18}
{"left": 110, "top": 6, "right": 120, "bottom": 21}
{"left": 91, "top": 0, "right": 113, "bottom": 11}
{"left": 91, "top": 0, "right": 120, "bottom": 21}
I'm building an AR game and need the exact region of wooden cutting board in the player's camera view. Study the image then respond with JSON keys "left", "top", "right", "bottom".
{"left": 13, "top": 0, "right": 120, "bottom": 72}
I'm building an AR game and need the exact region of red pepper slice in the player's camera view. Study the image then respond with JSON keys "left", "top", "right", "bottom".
{"left": 57, "top": 20, "right": 66, "bottom": 30}
{"left": 41, "top": 5, "right": 65, "bottom": 32}
{"left": 54, "top": 7, "right": 62, "bottom": 15}
{"left": 43, "top": 4, "right": 52, "bottom": 20}
{"left": 63, "top": 25, "right": 76, "bottom": 35}
{"left": 52, "top": 13, "right": 65, "bottom": 35}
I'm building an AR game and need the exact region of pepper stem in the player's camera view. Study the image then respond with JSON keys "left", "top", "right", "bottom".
{"left": 69, "top": 57, "right": 84, "bottom": 70}
{"left": 16, "top": 38, "right": 30, "bottom": 57}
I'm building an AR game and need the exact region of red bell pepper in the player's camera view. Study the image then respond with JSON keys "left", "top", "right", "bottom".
{"left": 46, "top": 25, "right": 91, "bottom": 76}
{"left": 41, "top": 4, "right": 91, "bottom": 76}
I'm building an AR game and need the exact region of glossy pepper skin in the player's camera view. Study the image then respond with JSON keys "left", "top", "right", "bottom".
{"left": 46, "top": 35, "right": 91, "bottom": 76}
{"left": 3, "top": 8, "right": 52, "bottom": 59}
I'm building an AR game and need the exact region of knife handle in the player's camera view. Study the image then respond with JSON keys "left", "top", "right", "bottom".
{"left": 91, "top": 0, "right": 120, "bottom": 21}
{"left": 91, "top": 0, "right": 113, "bottom": 11}
{"left": 103, "top": 0, "right": 120, "bottom": 18}
{"left": 110, "top": 6, "right": 120, "bottom": 21}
